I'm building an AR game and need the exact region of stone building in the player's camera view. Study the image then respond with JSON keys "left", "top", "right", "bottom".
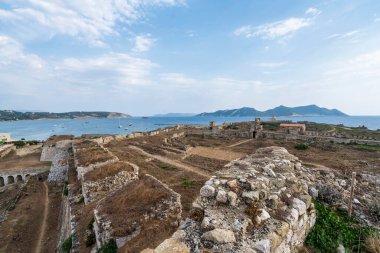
{"left": 0, "top": 133, "right": 11, "bottom": 143}
{"left": 279, "top": 123, "right": 306, "bottom": 134}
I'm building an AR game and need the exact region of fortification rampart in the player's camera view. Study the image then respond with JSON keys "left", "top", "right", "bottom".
{"left": 0, "top": 167, "right": 49, "bottom": 187}
{"left": 0, "top": 144, "right": 15, "bottom": 158}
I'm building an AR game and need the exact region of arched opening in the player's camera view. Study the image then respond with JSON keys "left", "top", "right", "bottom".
{"left": 0, "top": 177, "right": 4, "bottom": 187}
{"left": 7, "top": 176, "right": 15, "bottom": 184}
{"left": 25, "top": 174, "right": 30, "bottom": 179}
{"left": 16, "top": 175, "right": 23, "bottom": 183}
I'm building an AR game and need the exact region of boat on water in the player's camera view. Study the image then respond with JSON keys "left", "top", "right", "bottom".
{"left": 124, "top": 128, "right": 128, "bottom": 130}
{"left": 118, "top": 119, "right": 123, "bottom": 128}
{"left": 129, "top": 123, "right": 132, "bottom": 126}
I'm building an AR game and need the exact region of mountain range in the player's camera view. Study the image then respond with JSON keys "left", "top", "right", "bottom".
{"left": 0, "top": 110, "right": 130, "bottom": 121}
{"left": 196, "top": 105, "right": 347, "bottom": 117}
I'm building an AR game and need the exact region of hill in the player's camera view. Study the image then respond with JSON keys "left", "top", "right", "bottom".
{"left": 197, "top": 105, "right": 347, "bottom": 117}
{"left": 0, "top": 110, "right": 131, "bottom": 121}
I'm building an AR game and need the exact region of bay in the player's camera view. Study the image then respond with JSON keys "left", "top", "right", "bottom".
{"left": 0, "top": 116, "right": 379, "bottom": 141}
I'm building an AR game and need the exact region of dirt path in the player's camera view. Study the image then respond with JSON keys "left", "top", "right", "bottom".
{"left": 129, "top": 145, "right": 211, "bottom": 178}
{"left": 182, "top": 146, "right": 244, "bottom": 161}
{"left": 226, "top": 139, "right": 253, "bottom": 148}
{"left": 35, "top": 181, "right": 49, "bottom": 253}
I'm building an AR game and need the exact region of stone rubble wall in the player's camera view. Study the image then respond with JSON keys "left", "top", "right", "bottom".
{"left": 47, "top": 142, "right": 73, "bottom": 182}
{"left": 40, "top": 140, "right": 73, "bottom": 161}
{"left": 93, "top": 174, "right": 182, "bottom": 250}
{"left": 159, "top": 147, "right": 317, "bottom": 253}
{"left": 72, "top": 142, "right": 120, "bottom": 181}
{"left": 261, "top": 131, "right": 380, "bottom": 146}
{"left": 82, "top": 164, "right": 139, "bottom": 204}
{"left": 0, "top": 144, "right": 15, "bottom": 158}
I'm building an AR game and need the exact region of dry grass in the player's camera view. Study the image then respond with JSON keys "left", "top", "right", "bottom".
{"left": 45, "top": 135, "right": 74, "bottom": 145}
{"left": 184, "top": 155, "right": 228, "bottom": 173}
{"left": 83, "top": 162, "right": 134, "bottom": 181}
{"left": 97, "top": 175, "right": 179, "bottom": 253}
{"left": 366, "top": 233, "right": 380, "bottom": 253}
{"left": 98, "top": 175, "right": 172, "bottom": 234}
{"left": 76, "top": 147, "right": 114, "bottom": 167}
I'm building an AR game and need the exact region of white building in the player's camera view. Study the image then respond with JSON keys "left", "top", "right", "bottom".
{"left": 0, "top": 133, "right": 11, "bottom": 142}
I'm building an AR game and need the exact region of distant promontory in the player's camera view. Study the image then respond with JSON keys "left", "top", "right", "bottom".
{"left": 0, "top": 110, "right": 130, "bottom": 121}
{"left": 197, "top": 105, "right": 348, "bottom": 117}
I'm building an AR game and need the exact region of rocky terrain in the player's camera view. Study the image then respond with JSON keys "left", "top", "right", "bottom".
{"left": 1, "top": 123, "right": 379, "bottom": 253}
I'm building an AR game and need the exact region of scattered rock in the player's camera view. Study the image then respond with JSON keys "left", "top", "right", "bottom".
{"left": 202, "top": 229, "right": 236, "bottom": 243}
{"left": 200, "top": 185, "right": 216, "bottom": 198}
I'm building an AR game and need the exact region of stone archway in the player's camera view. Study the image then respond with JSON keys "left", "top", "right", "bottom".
{"left": 16, "top": 175, "right": 23, "bottom": 183}
{"left": 0, "top": 177, "right": 4, "bottom": 187}
{"left": 7, "top": 175, "right": 15, "bottom": 184}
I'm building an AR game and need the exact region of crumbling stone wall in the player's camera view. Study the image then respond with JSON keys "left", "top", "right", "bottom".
{"left": 162, "top": 147, "right": 316, "bottom": 253}
{"left": 82, "top": 163, "right": 139, "bottom": 204}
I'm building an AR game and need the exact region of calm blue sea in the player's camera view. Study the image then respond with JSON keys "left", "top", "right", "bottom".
{"left": 0, "top": 116, "right": 379, "bottom": 141}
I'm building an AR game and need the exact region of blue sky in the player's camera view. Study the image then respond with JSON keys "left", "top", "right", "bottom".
{"left": 0, "top": 0, "right": 379, "bottom": 115}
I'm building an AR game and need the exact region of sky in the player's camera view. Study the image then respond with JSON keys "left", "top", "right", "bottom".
{"left": 0, "top": 0, "right": 379, "bottom": 116}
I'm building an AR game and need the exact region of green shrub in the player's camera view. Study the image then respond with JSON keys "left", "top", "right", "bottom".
{"left": 87, "top": 217, "right": 95, "bottom": 230}
{"left": 294, "top": 143, "right": 309, "bottom": 150}
{"left": 305, "top": 200, "right": 375, "bottom": 252}
{"left": 13, "top": 141, "right": 26, "bottom": 148}
{"left": 61, "top": 235, "right": 72, "bottom": 253}
{"left": 85, "top": 230, "right": 96, "bottom": 247}
{"left": 63, "top": 182, "right": 68, "bottom": 196}
{"left": 182, "top": 178, "right": 192, "bottom": 189}
{"left": 97, "top": 239, "right": 117, "bottom": 253}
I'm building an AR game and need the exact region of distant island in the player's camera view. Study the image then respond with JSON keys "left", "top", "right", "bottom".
{"left": 197, "top": 105, "right": 348, "bottom": 117}
{"left": 0, "top": 110, "right": 130, "bottom": 121}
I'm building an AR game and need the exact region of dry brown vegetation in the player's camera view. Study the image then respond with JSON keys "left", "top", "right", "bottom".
{"left": 0, "top": 173, "right": 51, "bottom": 253}
{"left": 45, "top": 135, "right": 74, "bottom": 145}
{"left": 0, "top": 150, "right": 51, "bottom": 171}
{"left": 84, "top": 161, "right": 134, "bottom": 181}
{"left": 98, "top": 175, "right": 178, "bottom": 253}
{"left": 76, "top": 146, "right": 114, "bottom": 167}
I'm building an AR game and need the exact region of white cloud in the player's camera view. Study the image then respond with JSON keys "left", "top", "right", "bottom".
{"left": 234, "top": 18, "right": 312, "bottom": 39}
{"left": 327, "top": 30, "right": 359, "bottom": 39}
{"left": 324, "top": 49, "right": 380, "bottom": 79}
{"left": 0, "top": 35, "right": 44, "bottom": 69}
{"left": 133, "top": 34, "right": 155, "bottom": 52}
{"left": 234, "top": 7, "right": 321, "bottom": 40}
{"left": 375, "top": 18, "right": 380, "bottom": 22}
{"left": 305, "top": 7, "right": 322, "bottom": 16}
{"left": 160, "top": 73, "right": 196, "bottom": 84}
{"left": 0, "top": 0, "right": 185, "bottom": 46}
{"left": 257, "top": 62, "right": 288, "bottom": 68}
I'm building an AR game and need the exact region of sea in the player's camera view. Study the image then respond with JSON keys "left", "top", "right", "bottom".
{"left": 0, "top": 116, "right": 379, "bottom": 141}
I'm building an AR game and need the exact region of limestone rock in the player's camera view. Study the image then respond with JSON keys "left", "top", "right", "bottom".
{"left": 292, "top": 198, "right": 307, "bottom": 215}
{"left": 337, "top": 244, "right": 345, "bottom": 253}
{"left": 254, "top": 239, "right": 271, "bottom": 253}
{"left": 202, "top": 229, "right": 236, "bottom": 243}
{"left": 216, "top": 190, "right": 228, "bottom": 203}
{"left": 242, "top": 191, "right": 259, "bottom": 202}
{"left": 200, "top": 185, "right": 215, "bottom": 197}
{"left": 227, "top": 191, "right": 238, "bottom": 206}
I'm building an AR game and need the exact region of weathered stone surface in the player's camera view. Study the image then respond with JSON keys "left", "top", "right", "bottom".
{"left": 165, "top": 147, "right": 317, "bottom": 253}
{"left": 242, "top": 191, "right": 260, "bottom": 201}
{"left": 202, "top": 229, "right": 236, "bottom": 243}
{"left": 227, "top": 191, "right": 238, "bottom": 206}
{"left": 254, "top": 239, "right": 271, "bottom": 253}
{"left": 216, "top": 190, "right": 228, "bottom": 203}
{"left": 292, "top": 198, "right": 307, "bottom": 215}
{"left": 200, "top": 185, "right": 216, "bottom": 197}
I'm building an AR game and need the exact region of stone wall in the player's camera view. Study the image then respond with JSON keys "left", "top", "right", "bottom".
{"left": 159, "top": 147, "right": 316, "bottom": 253}
{"left": 82, "top": 163, "right": 139, "bottom": 204}
{"left": 93, "top": 174, "right": 182, "bottom": 251}
{"left": 40, "top": 140, "right": 73, "bottom": 162}
{"left": 261, "top": 131, "right": 380, "bottom": 146}
{"left": 0, "top": 167, "right": 50, "bottom": 187}
{"left": 0, "top": 144, "right": 15, "bottom": 158}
